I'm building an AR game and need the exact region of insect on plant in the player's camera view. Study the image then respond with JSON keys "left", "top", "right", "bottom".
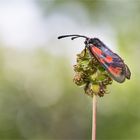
{"left": 58, "top": 34, "right": 131, "bottom": 83}
{"left": 58, "top": 34, "right": 131, "bottom": 140}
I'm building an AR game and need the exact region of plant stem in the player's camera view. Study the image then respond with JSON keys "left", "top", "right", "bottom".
{"left": 92, "top": 95, "right": 97, "bottom": 140}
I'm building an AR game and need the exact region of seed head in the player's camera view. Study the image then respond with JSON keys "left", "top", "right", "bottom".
{"left": 73, "top": 48, "right": 113, "bottom": 97}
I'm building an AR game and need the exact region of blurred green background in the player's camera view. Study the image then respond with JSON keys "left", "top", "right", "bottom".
{"left": 0, "top": 0, "right": 139, "bottom": 139}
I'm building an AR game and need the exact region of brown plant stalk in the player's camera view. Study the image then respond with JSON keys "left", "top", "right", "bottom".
{"left": 92, "top": 95, "right": 97, "bottom": 140}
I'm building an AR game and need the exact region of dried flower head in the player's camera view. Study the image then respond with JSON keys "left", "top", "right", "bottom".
{"left": 73, "top": 48, "right": 113, "bottom": 97}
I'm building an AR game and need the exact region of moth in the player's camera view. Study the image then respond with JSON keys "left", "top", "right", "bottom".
{"left": 58, "top": 34, "right": 131, "bottom": 83}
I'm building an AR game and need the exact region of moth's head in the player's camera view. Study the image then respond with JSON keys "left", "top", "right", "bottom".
{"left": 84, "top": 38, "right": 101, "bottom": 47}
{"left": 58, "top": 34, "right": 102, "bottom": 49}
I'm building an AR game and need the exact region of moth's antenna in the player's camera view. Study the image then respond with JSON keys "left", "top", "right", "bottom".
{"left": 58, "top": 34, "right": 88, "bottom": 40}
{"left": 71, "top": 36, "right": 79, "bottom": 40}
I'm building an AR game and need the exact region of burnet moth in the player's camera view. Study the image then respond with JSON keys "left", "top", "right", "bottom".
{"left": 58, "top": 34, "right": 131, "bottom": 83}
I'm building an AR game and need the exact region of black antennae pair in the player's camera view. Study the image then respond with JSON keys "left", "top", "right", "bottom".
{"left": 58, "top": 34, "right": 88, "bottom": 40}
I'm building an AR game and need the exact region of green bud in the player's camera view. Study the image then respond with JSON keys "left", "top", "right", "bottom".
{"left": 91, "top": 84, "right": 100, "bottom": 94}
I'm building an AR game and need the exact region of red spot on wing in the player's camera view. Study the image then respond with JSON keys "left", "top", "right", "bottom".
{"left": 104, "top": 56, "right": 113, "bottom": 63}
{"left": 108, "top": 66, "right": 122, "bottom": 75}
{"left": 91, "top": 46, "right": 112, "bottom": 63}
{"left": 91, "top": 46, "right": 102, "bottom": 55}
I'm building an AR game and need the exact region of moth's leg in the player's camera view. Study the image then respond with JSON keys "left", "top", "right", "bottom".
{"left": 84, "top": 46, "right": 87, "bottom": 56}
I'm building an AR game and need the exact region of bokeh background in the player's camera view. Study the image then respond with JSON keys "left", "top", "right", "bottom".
{"left": 0, "top": 0, "right": 139, "bottom": 139}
